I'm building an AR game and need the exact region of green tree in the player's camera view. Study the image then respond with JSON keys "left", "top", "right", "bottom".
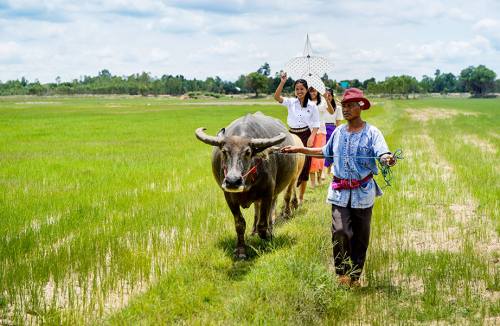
{"left": 419, "top": 75, "right": 433, "bottom": 94}
{"left": 410, "top": 77, "right": 419, "bottom": 99}
{"left": 152, "top": 79, "right": 161, "bottom": 96}
{"left": 257, "top": 63, "right": 271, "bottom": 76}
{"left": 362, "top": 77, "right": 376, "bottom": 90}
{"left": 365, "top": 81, "right": 377, "bottom": 95}
{"left": 386, "top": 77, "right": 396, "bottom": 99}
{"left": 398, "top": 75, "right": 412, "bottom": 99}
{"left": 98, "top": 69, "right": 112, "bottom": 79}
{"left": 235, "top": 75, "right": 246, "bottom": 92}
{"left": 460, "top": 65, "right": 496, "bottom": 98}
{"left": 245, "top": 72, "right": 268, "bottom": 97}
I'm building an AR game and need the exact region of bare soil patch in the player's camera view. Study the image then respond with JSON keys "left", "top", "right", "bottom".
{"left": 15, "top": 102, "right": 61, "bottom": 105}
{"left": 457, "top": 134, "right": 497, "bottom": 154}
{"left": 384, "top": 132, "right": 498, "bottom": 254}
{"left": 175, "top": 101, "right": 273, "bottom": 105}
{"left": 406, "top": 108, "right": 479, "bottom": 122}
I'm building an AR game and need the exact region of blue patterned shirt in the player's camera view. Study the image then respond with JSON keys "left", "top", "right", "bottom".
{"left": 321, "top": 123, "right": 391, "bottom": 208}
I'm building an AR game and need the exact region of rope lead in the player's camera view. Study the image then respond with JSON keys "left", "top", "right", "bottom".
{"left": 378, "top": 149, "right": 404, "bottom": 189}
{"left": 270, "top": 148, "right": 405, "bottom": 189}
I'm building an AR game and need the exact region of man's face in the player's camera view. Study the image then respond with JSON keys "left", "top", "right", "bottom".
{"left": 341, "top": 101, "right": 362, "bottom": 120}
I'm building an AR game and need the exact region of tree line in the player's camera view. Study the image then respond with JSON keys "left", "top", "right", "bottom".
{"left": 1, "top": 64, "right": 498, "bottom": 98}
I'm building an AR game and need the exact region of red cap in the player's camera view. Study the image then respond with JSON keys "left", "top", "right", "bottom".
{"left": 341, "top": 88, "right": 371, "bottom": 110}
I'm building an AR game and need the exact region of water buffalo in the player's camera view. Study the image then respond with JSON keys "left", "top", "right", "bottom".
{"left": 195, "top": 112, "right": 304, "bottom": 259}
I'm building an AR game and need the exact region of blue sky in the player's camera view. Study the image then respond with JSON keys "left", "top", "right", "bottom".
{"left": 1, "top": 0, "right": 499, "bottom": 84}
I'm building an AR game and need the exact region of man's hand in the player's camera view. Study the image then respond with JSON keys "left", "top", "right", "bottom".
{"left": 281, "top": 146, "right": 299, "bottom": 153}
{"left": 380, "top": 154, "right": 396, "bottom": 166}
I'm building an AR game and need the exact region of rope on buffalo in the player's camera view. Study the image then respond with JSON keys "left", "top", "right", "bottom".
{"left": 270, "top": 148, "right": 404, "bottom": 189}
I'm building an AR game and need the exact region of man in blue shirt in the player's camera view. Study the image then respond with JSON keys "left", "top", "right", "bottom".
{"left": 280, "top": 88, "right": 395, "bottom": 287}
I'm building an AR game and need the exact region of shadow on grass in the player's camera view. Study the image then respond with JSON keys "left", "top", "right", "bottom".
{"left": 215, "top": 231, "right": 297, "bottom": 281}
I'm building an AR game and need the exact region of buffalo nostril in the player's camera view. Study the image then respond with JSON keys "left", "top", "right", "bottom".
{"left": 224, "top": 176, "right": 244, "bottom": 188}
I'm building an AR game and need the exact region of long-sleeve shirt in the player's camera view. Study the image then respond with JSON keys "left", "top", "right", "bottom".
{"left": 280, "top": 97, "right": 320, "bottom": 130}
{"left": 321, "top": 123, "right": 391, "bottom": 208}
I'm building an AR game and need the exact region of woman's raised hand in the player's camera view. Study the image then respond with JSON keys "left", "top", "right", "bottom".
{"left": 280, "top": 72, "right": 287, "bottom": 84}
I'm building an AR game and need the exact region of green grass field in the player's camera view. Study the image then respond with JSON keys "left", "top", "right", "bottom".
{"left": 1, "top": 95, "right": 499, "bottom": 325}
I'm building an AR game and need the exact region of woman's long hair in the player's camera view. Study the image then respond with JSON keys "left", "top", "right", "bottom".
{"left": 326, "top": 88, "right": 337, "bottom": 110}
{"left": 294, "top": 79, "right": 311, "bottom": 108}
{"left": 309, "top": 87, "right": 322, "bottom": 105}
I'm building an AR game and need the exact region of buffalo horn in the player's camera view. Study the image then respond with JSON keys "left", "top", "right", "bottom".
{"left": 195, "top": 128, "right": 223, "bottom": 146}
{"left": 250, "top": 133, "right": 286, "bottom": 148}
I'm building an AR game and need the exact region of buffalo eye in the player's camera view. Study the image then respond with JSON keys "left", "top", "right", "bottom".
{"left": 221, "top": 150, "right": 227, "bottom": 157}
{"left": 244, "top": 150, "right": 251, "bottom": 157}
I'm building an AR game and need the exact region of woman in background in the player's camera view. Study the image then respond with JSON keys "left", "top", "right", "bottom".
{"left": 308, "top": 87, "right": 335, "bottom": 188}
{"left": 322, "top": 88, "right": 343, "bottom": 180}
{"left": 274, "top": 72, "right": 319, "bottom": 205}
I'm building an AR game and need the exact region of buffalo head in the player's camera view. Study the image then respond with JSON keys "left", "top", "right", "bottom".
{"left": 195, "top": 127, "right": 286, "bottom": 192}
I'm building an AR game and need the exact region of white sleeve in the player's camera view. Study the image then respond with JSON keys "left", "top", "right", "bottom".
{"left": 317, "top": 101, "right": 327, "bottom": 112}
{"left": 336, "top": 107, "right": 343, "bottom": 121}
{"left": 312, "top": 105, "right": 320, "bottom": 128}
{"left": 280, "top": 97, "right": 292, "bottom": 109}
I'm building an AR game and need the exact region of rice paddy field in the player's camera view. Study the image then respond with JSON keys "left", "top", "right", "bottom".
{"left": 1, "top": 95, "right": 499, "bottom": 325}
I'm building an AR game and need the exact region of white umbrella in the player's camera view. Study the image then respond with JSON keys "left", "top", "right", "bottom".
{"left": 301, "top": 71, "right": 326, "bottom": 95}
{"left": 285, "top": 35, "right": 334, "bottom": 94}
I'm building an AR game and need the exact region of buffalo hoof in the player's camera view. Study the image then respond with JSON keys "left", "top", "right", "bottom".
{"left": 258, "top": 230, "right": 273, "bottom": 242}
{"left": 234, "top": 246, "right": 247, "bottom": 259}
{"left": 249, "top": 227, "right": 258, "bottom": 236}
{"left": 279, "top": 206, "right": 292, "bottom": 220}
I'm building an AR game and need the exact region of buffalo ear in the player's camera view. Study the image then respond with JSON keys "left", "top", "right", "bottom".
{"left": 254, "top": 146, "right": 280, "bottom": 161}
{"left": 216, "top": 128, "right": 226, "bottom": 137}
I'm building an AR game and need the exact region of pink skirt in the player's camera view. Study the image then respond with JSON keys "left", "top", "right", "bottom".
{"left": 310, "top": 133, "right": 326, "bottom": 173}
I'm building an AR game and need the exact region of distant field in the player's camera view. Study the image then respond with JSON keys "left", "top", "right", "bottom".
{"left": 1, "top": 96, "right": 499, "bottom": 325}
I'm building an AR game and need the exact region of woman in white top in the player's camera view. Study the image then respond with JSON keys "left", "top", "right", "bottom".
{"left": 308, "top": 87, "right": 335, "bottom": 188}
{"left": 274, "top": 72, "right": 319, "bottom": 205}
{"left": 322, "top": 88, "right": 343, "bottom": 179}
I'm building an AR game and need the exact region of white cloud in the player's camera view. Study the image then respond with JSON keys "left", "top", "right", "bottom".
{"left": 309, "top": 33, "right": 339, "bottom": 54}
{"left": 474, "top": 18, "right": 500, "bottom": 29}
{"left": 473, "top": 18, "right": 500, "bottom": 46}
{"left": 0, "top": 41, "right": 44, "bottom": 64}
{"left": 205, "top": 38, "right": 241, "bottom": 55}
{"left": 448, "top": 7, "right": 475, "bottom": 21}
{"left": 1, "top": 1, "right": 500, "bottom": 84}
{"left": 250, "top": 51, "right": 269, "bottom": 59}
{"left": 149, "top": 48, "right": 169, "bottom": 63}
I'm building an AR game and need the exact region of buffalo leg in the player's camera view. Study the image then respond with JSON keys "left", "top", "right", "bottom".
{"left": 257, "top": 196, "right": 274, "bottom": 241}
{"left": 271, "top": 197, "right": 277, "bottom": 225}
{"left": 290, "top": 184, "right": 299, "bottom": 210}
{"left": 280, "top": 180, "right": 297, "bottom": 219}
{"left": 250, "top": 202, "right": 260, "bottom": 236}
{"left": 280, "top": 184, "right": 293, "bottom": 219}
{"left": 226, "top": 200, "right": 247, "bottom": 259}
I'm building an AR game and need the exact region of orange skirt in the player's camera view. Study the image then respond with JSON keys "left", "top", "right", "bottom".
{"left": 310, "top": 133, "right": 326, "bottom": 173}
